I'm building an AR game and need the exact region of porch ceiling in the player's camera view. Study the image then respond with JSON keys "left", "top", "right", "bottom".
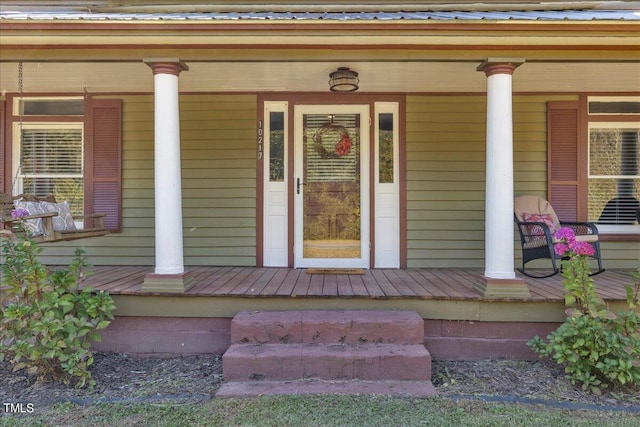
{"left": 1, "top": 59, "right": 639, "bottom": 94}
{"left": 1, "top": 4, "right": 638, "bottom": 94}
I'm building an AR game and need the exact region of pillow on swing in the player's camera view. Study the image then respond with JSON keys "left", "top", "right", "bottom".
{"left": 13, "top": 200, "right": 45, "bottom": 236}
{"left": 39, "top": 201, "right": 77, "bottom": 232}
{"left": 13, "top": 200, "right": 77, "bottom": 235}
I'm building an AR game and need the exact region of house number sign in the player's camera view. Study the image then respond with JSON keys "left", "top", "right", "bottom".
{"left": 257, "top": 120, "right": 263, "bottom": 160}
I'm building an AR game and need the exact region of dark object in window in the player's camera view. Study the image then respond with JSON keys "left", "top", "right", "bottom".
{"left": 589, "top": 101, "right": 640, "bottom": 115}
{"left": 597, "top": 197, "right": 640, "bottom": 225}
{"left": 21, "top": 99, "right": 85, "bottom": 116}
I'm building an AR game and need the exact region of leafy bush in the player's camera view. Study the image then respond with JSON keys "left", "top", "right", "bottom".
{"left": 528, "top": 228, "right": 640, "bottom": 394}
{"left": 0, "top": 229, "right": 115, "bottom": 388}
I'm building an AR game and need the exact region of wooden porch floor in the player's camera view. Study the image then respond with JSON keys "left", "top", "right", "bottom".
{"left": 81, "top": 266, "right": 635, "bottom": 302}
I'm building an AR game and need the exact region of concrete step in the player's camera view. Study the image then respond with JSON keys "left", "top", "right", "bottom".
{"left": 230, "top": 310, "right": 425, "bottom": 345}
{"left": 223, "top": 343, "right": 431, "bottom": 381}
{"left": 216, "top": 378, "right": 436, "bottom": 397}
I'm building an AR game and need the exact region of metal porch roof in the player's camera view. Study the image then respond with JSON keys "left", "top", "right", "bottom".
{"left": 1, "top": 9, "right": 639, "bottom": 22}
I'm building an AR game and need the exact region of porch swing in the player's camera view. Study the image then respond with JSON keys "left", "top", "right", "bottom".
{"left": 0, "top": 62, "right": 109, "bottom": 243}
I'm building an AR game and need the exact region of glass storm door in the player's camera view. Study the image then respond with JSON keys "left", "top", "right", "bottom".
{"left": 294, "top": 105, "right": 370, "bottom": 268}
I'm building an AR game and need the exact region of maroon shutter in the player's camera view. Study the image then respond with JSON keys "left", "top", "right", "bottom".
{"left": 85, "top": 99, "right": 122, "bottom": 232}
{"left": 0, "top": 100, "right": 5, "bottom": 193}
{"left": 547, "top": 101, "right": 580, "bottom": 222}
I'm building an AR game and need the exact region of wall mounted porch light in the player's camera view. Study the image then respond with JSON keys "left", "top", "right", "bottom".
{"left": 329, "top": 67, "right": 359, "bottom": 92}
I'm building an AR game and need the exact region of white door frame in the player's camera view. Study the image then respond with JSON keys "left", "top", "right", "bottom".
{"left": 262, "top": 101, "right": 289, "bottom": 267}
{"left": 293, "top": 104, "right": 370, "bottom": 268}
{"left": 374, "top": 102, "right": 400, "bottom": 268}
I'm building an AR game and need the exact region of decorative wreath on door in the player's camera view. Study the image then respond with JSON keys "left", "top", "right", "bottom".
{"left": 312, "top": 123, "right": 353, "bottom": 159}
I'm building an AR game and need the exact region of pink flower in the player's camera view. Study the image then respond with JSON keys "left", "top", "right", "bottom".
{"left": 554, "top": 243, "right": 570, "bottom": 257}
{"left": 11, "top": 208, "right": 30, "bottom": 219}
{"left": 554, "top": 227, "right": 576, "bottom": 243}
{"left": 553, "top": 227, "right": 595, "bottom": 257}
{"left": 569, "top": 241, "right": 596, "bottom": 257}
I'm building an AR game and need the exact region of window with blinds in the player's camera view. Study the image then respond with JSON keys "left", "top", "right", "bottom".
{"left": 16, "top": 123, "right": 84, "bottom": 217}
{"left": 588, "top": 126, "right": 640, "bottom": 226}
{"left": 303, "top": 114, "right": 359, "bottom": 183}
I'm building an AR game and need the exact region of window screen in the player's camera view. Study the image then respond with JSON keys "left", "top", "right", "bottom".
{"left": 18, "top": 125, "right": 84, "bottom": 217}
{"left": 588, "top": 127, "right": 640, "bottom": 225}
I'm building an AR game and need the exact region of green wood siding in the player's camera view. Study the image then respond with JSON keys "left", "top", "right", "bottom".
{"left": 181, "top": 95, "right": 257, "bottom": 266}
{"left": 33, "top": 93, "right": 636, "bottom": 269}
{"left": 406, "top": 94, "right": 637, "bottom": 269}
{"left": 39, "top": 94, "right": 257, "bottom": 266}
{"left": 406, "top": 95, "right": 487, "bottom": 268}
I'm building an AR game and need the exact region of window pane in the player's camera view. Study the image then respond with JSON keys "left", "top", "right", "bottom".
{"left": 303, "top": 114, "right": 358, "bottom": 183}
{"left": 269, "top": 111, "right": 285, "bottom": 182}
{"left": 18, "top": 125, "right": 84, "bottom": 219}
{"left": 589, "top": 128, "right": 640, "bottom": 224}
{"left": 21, "top": 99, "right": 84, "bottom": 116}
{"left": 21, "top": 128, "right": 83, "bottom": 174}
{"left": 378, "top": 113, "right": 394, "bottom": 184}
{"left": 22, "top": 177, "right": 84, "bottom": 218}
{"left": 589, "top": 101, "right": 640, "bottom": 115}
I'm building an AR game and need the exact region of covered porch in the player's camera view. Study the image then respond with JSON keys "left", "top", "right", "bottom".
{"left": 2, "top": 6, "right": 638, "bottom": 289}
{"left": 1, "top": 4, "right": 638, "bottom": 360}
{"left": 84, "top": 265, "right": 633, "bottom": 303}
{"left": 81, "top": 266, "right": 636, "bottom": 359}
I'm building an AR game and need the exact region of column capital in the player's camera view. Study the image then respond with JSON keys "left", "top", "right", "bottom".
{"left": 143, "top": 58, "right": 189, "bottom": 76}
{"left": 477, "top": 58, "right": 525, "bottom": 77}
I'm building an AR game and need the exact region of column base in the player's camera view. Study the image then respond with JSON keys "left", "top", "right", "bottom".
{"left": 142, "top": 271, "right": 194, "bottom": 294}
{"left": 474, "top": 277, "right": 530, "bottom": 299}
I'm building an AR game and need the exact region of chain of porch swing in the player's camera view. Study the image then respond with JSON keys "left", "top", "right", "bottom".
{"left": 12, "top": 61, "right": 23, "bottom": 191}
{"left": 13, "top": 61, "right": 83, "bottom": 207}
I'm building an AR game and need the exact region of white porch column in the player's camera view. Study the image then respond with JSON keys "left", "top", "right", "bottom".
{"left": 142, "top": 59, "right": 193, "bottom": 293}
{"left": 475, "top": 58, "right": 530, "bottom": 298}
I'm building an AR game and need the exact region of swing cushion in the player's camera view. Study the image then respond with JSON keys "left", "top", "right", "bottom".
{"left": 12, "top": 200, "right": 44, "bottom": 236}
{"left": 13, "top": 200, "right": 77, "bottom": 236}
{"left": 40, "top": 201, "right": 77, "bottom": 232}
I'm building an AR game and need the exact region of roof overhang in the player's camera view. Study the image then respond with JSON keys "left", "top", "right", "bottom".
{"left": 0, "top": 3, "right": 638, "bottom": 94}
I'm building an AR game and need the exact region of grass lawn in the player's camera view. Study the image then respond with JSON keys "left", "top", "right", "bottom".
{"left": 1, "top": 395, "right": 639, "bottom": 427}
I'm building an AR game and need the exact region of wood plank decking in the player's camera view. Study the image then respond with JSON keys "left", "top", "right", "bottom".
{"left": 80, "top": 266, "right": 635, "bottom": 302}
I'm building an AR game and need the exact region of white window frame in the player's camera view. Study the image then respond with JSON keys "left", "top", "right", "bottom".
{"left": 12, "top": 121, "right": 85, "bottom": 225}
{"left": 587, "top": 122, "right": 640, "bottom": 235}
{"left": 587, "top": 96, "right": 640, "bottom": 116}
{"left": 12, "top": 96, "right": 85, "bottom": 117}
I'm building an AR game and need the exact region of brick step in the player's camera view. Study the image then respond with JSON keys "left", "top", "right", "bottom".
{"left": 230, "top": 310, "right": 424, "bottom": 345}
{"left": 223, "top": 343, "right": 432, "bottom": 381}
{"left": 216, "top": 378, "right": 436, "bottom": 397}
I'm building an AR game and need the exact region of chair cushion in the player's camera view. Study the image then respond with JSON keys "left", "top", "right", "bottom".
{"left": 514, "top": 195, "right": 561, "bottom": 228}
{"left": 552, "top": 234, "right": 599, "bottom": 244}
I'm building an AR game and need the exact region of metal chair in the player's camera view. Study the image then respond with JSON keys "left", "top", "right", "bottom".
{"left": 514, "top": 195, "right": 605, "bottom": 278}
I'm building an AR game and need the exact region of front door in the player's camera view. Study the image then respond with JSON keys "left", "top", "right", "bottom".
{"left": 294, "top": 105, "right": 370, "bottom": 268}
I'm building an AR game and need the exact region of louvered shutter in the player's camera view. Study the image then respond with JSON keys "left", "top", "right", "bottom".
{"left": 547, "top": 101, "right": 580, "bottom": 222}
{"left": 85, "top": 99, "right": 122, "bottom": 232}
{"left": 0, "top": 100, "right": 5, "bottom": 192}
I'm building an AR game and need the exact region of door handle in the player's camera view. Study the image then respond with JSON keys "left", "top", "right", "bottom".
{"left": 297, "top": 177, "right": 306, "bottom": 194}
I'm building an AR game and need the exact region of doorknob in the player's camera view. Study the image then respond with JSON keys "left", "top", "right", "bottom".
{"left": 297, "top": 177, "right": 306, "bottom": 194}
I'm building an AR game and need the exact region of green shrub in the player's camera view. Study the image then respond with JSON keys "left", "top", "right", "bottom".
{"left": 0, "top": 230, "right": 115, "bottom": 388}
{"left": 528, "top": 228, "right": 640, "bottom": 394}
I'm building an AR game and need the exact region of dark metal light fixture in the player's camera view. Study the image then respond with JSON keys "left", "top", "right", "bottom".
{"left": 329, "top": 67, "right": 359, "bottom": 92}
